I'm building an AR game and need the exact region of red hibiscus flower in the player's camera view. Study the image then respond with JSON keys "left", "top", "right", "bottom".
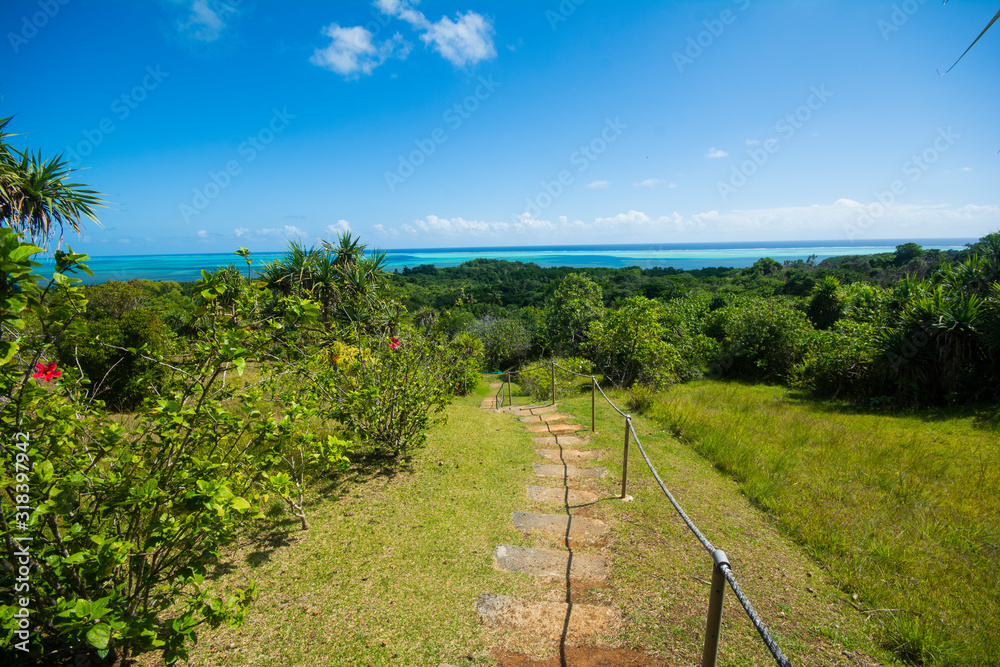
{"left": 33, "top": 362, "right": 62, "bottom": 382}
{"left": 389, "top": 337, "right": 401, "bottom": 350}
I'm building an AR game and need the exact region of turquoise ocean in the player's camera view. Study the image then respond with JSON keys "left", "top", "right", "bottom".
{"left": 67, "top": 239, "right": 974, "bottom": 284}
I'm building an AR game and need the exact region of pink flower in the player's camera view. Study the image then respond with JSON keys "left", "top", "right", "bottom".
{"left": 33, "top": 362, "right": 62, "bottom": 382}
{"left": 389, "top": 337, "right": 401, "bottom": 350}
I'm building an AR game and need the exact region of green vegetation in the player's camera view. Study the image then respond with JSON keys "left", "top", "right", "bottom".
{"left": 649, "top": 381, "right": 999, "bottom": 666}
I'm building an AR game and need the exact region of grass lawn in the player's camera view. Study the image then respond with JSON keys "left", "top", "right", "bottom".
{"left": 648, "top": 381, "right": 1000, "bottom": 666}
{"left": 139, "top": 379, "right": 893, "bottom": 666}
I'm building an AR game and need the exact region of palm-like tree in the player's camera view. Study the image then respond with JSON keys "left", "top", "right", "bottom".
{"left": 0, "top": 116, "right": 106, "bottom": 247}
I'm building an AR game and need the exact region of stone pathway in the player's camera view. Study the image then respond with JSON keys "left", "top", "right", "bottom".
{"left": 474, "top": 399, "right": 648, "bottom": 664}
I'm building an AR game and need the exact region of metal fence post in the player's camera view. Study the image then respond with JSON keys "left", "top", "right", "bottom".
{"left": 506, "top": 371, "right": 511, "bottom": 407}
{"left": 550, "top": 359, "right": 556, "bottom": 405}
{"left": 590, "top": 375, "right": 597, "bottom": 433}
{"left": 621, "top": 415, "right": 631, "bottom": 499}
{"left": 701, "top": 549, "right": 730, "bottom": 667}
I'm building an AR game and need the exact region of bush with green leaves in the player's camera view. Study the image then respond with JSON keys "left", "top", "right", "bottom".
{"left": 517, "top": 357, "right": 598, "bottom": 403}
{"left": 0, "top": 237, "right": 332, "bottom": 665}
{"left": 584, "top": 296, "right": 681, "bottom": 388}
{"left": 543, "top": 273, "right": 604, "bottom": 355}
{"left": 704, "top": 296, "right": 814, "bottom": 382}
{"left": 468, "top": 315, "right": 533, "bottom": 371}
{"left": 317, "top": 330, "right": 466, "bottom": 457}
{"left": 791, "top": 321, "right": 884, "bottom": 400}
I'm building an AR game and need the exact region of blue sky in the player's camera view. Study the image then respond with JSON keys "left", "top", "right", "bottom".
{"left": 1, "top": 0, "right": 998, "bottom": 255}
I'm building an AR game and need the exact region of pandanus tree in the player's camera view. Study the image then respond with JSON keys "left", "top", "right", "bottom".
{"left": 0, "top": 116, "right": 105, "bottom": 247}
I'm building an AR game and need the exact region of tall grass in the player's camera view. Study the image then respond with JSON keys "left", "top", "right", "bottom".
{"left": 649, "top": 381, "right": 1000, "bottom": 666}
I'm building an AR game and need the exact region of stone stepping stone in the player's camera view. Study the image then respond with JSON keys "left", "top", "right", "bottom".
{"left": 532, "top": 435, "right": 590, "bottom": 446}
{"left": 526, "top": 422, "right": 582, "bottom": 434}
{"left": 493, "top": 544, "right": 608, "bottom": 582}
{"left": 536, "top": 449, "right": 602, "bottom": 461}
{"left": 533, "top": 464, "right": 606, "bottom": 479}
{"left": 518, "top": 412, "right": 571, "bottom": 423}
{"left": 526, "top": 485, "right": 599, "bottom": 505}
{"left": 499, "top": 403, "right": 549, "bottom": 415}
{"left": 480, "top": 398, "right": 497, "bottom": 410}
{"left": 475, "top": 593, "right": 621, "bottom": 641}
{"left": 512, "top": 511, "right": 607, "bottom": 542}
{"left": 489, "top": 381, "right": 503, "bottom": 389}
{"left": 527, "top": 405, "right": 559, "bottom": 415}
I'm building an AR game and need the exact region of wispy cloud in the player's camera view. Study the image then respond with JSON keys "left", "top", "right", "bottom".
{"left": 633, "top": 178, "right": 665, "bottom": 187}
{"left": 176, "top": 0, "right": 238, "bottom": 42}
{"left": 311, "top": 24, "right": 411, "bottom": 77}
{"left": 705, "top": 147, "right": 728, "bottom": 159}
{"left": 586, "top": 180, "right": 610, "bottom": 189}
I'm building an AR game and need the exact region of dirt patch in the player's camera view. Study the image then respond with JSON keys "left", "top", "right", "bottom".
{"left": 492, "top": 646, "right": 662, "bottom": 666}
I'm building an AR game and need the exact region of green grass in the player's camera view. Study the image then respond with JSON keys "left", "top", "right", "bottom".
{"left": 647, "top": 380, "right": 1000, "bottom": 666}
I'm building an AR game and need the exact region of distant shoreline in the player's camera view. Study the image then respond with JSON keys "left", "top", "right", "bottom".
{"left": 55, "top": 238, "right": 974, "bottom": 284}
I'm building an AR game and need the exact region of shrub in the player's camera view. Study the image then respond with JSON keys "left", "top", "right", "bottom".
{"left": 585, "top": 296, "right": 681, "bottom": 388}
{"left": 468, "top": 316, "right": 533, "bottom": 371}
{"left": 320, "top": 331, "right": 460, "bottom": 456}
{"left": 543, "top": 273, "right": 604, "bottom": 355}
{"left": 624, "top": 383, "right": 658, "bottom": 415}
{"left": 56, "top": 308, "right": 170, "bottom": 410}
{"left": 791, "top": 321, "right": 883, "bottom": 400}
{"left": 518, "top": 357, "right": 598, "bottom": 403}
{"left": 704, "top": 296, "right": 814, "bottom": 382}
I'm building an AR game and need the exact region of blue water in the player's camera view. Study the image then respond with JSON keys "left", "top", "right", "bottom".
{"left": 58, "top": 239, "right": 973, "bottom": 284}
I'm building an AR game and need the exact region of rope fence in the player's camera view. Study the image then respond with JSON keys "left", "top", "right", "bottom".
{"left": 494, "top": 359, "right": 792, "bottom": 667}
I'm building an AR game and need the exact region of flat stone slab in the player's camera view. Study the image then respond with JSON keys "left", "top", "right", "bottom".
{"left": 532, "top": 436, "right": 591, "bottom": 446}
{"left": 512, "top": 511, "right": 608, "bottom": 542}
{"left": 526, "top": 423, "right": 582, "bottom": 434}
{"left": 476, "top": 593, "right": 621, "bottom": 641}
{"left": 499, "top": 403, "right": 550, "bottom": 415}
{"left": 480, "top": 398, "right": 497, "bottom": 410}
{"left": 527, "top": 485, "right": 599, "bottom": 505}
{"left": 534, "top": 464, "right": 606, "bottom": 479}
{"left": 518, "top": 413, "right": 571, "bottom": 423}
{"left": 493, "top": 544, "right": 608, "bottom": 582}
{"left": 536, "top": 449, "right": 602, "bottom": 461}
{"left": 489, "top": 382, "right": 503, "bottom": 388}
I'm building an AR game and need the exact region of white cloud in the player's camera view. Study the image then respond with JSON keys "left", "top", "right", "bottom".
{"left": 378, "top": 200, "right": 998, "bottom": 244}
{"left": 669, "top": 182, "right": 678, "bottom": 188}
{"left": 633, "top": 178, "right": 665, "bottom": 187}
{"left": 326, "top": 219, "right": 351, "bottom": 235}
{"left": 586, "top": 180, "right": 610, "bottom": 189}
{"left": 176, "top": 0, "right": 236, "bottom": 42}
{"left": 256, "top": 225, "right": 308, "bottom": 239}
{"left": 962, "top": 166, "right": 973, "bottom": 172}
{"left": 745, "top": 139, "right": 760, "bottom": 146}
{"left": 234, "top": 227, "right": 249, "bottom": 237}
{"left": 310, "top": 24, "right": 410, "bottom": 77}
{"left": 375, "top": 0, "right": 496, "bottom": 67}
{"left": 705, "top": 147, "right": 728, "bottom": 159}
{"left": 197, "top": 229, "right": 209, "bottom": 238}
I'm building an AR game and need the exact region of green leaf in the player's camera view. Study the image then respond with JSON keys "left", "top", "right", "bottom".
{"left": 86, "top": 622, "right": 111, "bottom": 650}
{"left": 233, "top": 356, "right": 246, "bottom": 377}
{"left": 35, "top": 460, "right": 54, "bottom": 483}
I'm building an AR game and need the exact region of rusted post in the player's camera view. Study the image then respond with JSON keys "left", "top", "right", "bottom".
{"left": 701, "top": 549, "right": 730, "bottom": 667}
{"left": 591, "top": 376, "right": 596, "bottom": 432}
{"left": 621, "top": 415, "right": 631, "bottom": 499}
{"left": 506, "top": 371, "right": 511, "bottom": 407}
